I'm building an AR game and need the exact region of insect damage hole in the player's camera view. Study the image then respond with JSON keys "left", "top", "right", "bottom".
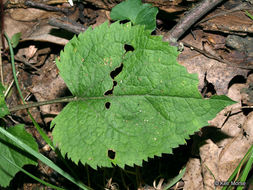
{"left": 104, "top": 64, "right": 122, "bottom": 96}
{"left": 105, "top": 102, "right": 111, "bottom": 109}
{"left": 110, "top": 63, "right": 123, "bottom": 79}
{"left": 104, "top": 89, "right": 113, "bottom": 96}
{"left": 108, "top": 149, "right": 116, "bottom": 159}
{"left": 124, "top": 44, "right": 134, "bottom": 52}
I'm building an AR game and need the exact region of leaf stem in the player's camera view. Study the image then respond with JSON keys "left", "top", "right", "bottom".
{"left": 8, "top": 96, "right": 82, "bottom": 112}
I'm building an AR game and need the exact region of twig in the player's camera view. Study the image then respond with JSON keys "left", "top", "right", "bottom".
{"left": 4, "top": 71, "right": 19, "bottom": 98}
{"left": 0, "top": 0, "right": 5, "bottom": 50}
{"left": 0, "top": 49, "right": 3, "bottom": 85}
{"left": 25, "top": 0, "right": 69, "bottom": 14}
{"left": 182, "top": 41, "right": 253, "bottom": 70}
{"left": 163, "top": 0, "right": 226, "bottom": 43}
{"left": 222, "top": 105, "right": 253, "bottom": 127}
{"left": 182, "top": 41, "right": 228, "bottom": 62}
{"left": 14, "top": 56, "right": 40, "bottom": 71}
{"left": 48, "top": 17, "right": 87, "bottom": 34}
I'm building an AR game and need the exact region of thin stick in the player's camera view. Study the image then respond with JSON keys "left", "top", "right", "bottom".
{"left": 0, "top": 49, "right": 3, "bottom": 85}
{"left": 25, "top": 0, "right": 69, "bottom": 14}
{"left": 163, "top": 0, "right": 225, "bottom": 43}
{"left": 182, "top": 41, "right": 253, "bottom": 70}
{"left": 0, "top": 0, "right": 5, "bottom": 50}
{"left": 48, "top": 17, "right": 87, "bottom": 34}
{"left": 4, "top": 71, "right": 19, "bottom": 98}
{"left": 14, "top": 56, "right": 39, "bottom": 71}
{"left": 224, "top": 105, "right": 253, "bottom": 116}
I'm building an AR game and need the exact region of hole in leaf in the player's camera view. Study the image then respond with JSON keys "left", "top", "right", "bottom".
{"left": 124, "top": 44, "right": 134, "bottom": 52}
{"left": 104, "top": 89, "right": 113, "bottom": 96}
{"left": 105, "top": 102, "right": 111, "bottom": 109}
{"left": 110, "top": 63, "right": 123, "bottom": 79}
{"left": 119, "top": 20, "right": 129, "bottom": 24}
{"left": 104, "top": 64, "right": 122, "bottom": 96}
{"left": 108, "top": 149, "right": 116, "bottom": 159}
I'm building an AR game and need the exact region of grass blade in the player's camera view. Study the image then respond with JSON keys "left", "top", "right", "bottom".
{"left": 222, "top": 145, "right": 253, "bottom": 190}
{"left": 0, "top": 127, "right": 92, "bottom": 190}
{"left": 163, "top": 167, "right": 186, "bottom": 190}
{"left": 0, "top": 154, "right": 65, "bottom": 190}
{"left": 4, "top": 32, "right": 55, "bottom": 151}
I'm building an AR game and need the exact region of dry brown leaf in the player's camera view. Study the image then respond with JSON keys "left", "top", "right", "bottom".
{"left": 199, "top": 139, "right": 220, "bottom": 190}
{"left": 183, "top": 158, "right": 203, "bottom": 190}
{"left": 29, "top": 57, "right": 67, "bottom": 123}
{"left": 9, "top": 8, "right": 51, "bottom": 22}
{"left": 178, "top": 29, "right": 249, "bottom": 95}
{"left": 200, "top": 12, "right": 253, "bottom": 35}
{"left": 184, "top": 101, "right": 251, "bottom": 189}
{"left": 206, "top": 64, "right": 248, "bottom": 95}
{"left": 218, "top": 112, "right": 253, "bottom": 181}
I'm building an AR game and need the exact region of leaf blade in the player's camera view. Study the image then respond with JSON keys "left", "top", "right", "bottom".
{"left": 0, "top": 125, "right": 38, "bottom": 187}
{"left": 52, "top": 22, "right": 235, "bottom": 168}
{"left": 110, "top": 0, "right": 158, "bottom": 31}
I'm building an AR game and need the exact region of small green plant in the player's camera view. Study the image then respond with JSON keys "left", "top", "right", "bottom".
{"left": 110, "top": 0, "right": 158, "bottom": 31}
{"left": 245, "top": 10, "right": 253, "bottom": 20}
{"left": 10, "top": 32, "right": 21, "bottom": 48}
{"left": 0, "top": 124, "right": 38, "bottom": 187}
{"left": 221, "top": 145, "right": 253, "bottom": 190}
{"left": 0, "top": 0, "right": 236, "bottom": 188}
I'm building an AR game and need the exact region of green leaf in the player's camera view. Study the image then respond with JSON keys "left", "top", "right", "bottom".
{"left": 0, "top": 83, "right": 9, "bottom": 118}
{"left": 0, "top": 124, "right": 38, "bottom": 187}
{"left": 11, "top": 32, "right": 21, "bottom": 48}
{"left": 110, "top": 0, "right": 158, "bottom": 31}
{"left": 52, "top": 21, "right": 235, "bottom": 169}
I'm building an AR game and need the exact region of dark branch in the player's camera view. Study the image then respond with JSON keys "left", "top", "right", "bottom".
{"left": 163, "top": 0, "right": 226, "bottom": 44}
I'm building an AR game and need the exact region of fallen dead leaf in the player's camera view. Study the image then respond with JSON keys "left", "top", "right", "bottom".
{"left": 183, "top": 158, "right": 203, "bottom": 190}
{"left": 29, "top": 56, "right": 67, "bottom": 123}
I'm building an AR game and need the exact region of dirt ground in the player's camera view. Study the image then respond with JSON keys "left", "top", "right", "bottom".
{"left": 1, "top": 0, "right": 253, "bottom": 189}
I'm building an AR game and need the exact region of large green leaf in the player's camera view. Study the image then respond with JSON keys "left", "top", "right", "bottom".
{"left": 0, "top": 83, "right": 9, "bottom": 118}
{"left": 0, "top": 124, "right": 38, "bottom": 187}
{"left": 52, "top": 22, "right": 234, "bottom": 168}
{"left": 110, "top": 0, "right": 158, "bottom": 31}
